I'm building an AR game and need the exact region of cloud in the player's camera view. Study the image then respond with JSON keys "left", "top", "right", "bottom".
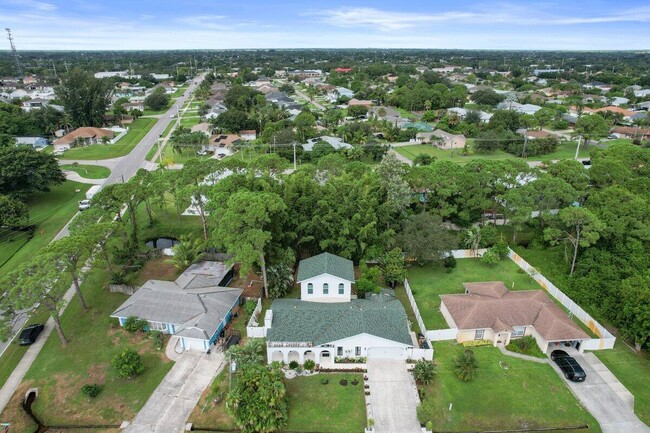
{"left": 4, "top": 0, "right": 57, "bottom": 11}
{"left": 309, "top": 5, "right": 650, "bottom": 31}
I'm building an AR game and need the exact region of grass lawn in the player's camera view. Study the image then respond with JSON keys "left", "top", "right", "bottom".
{"left": 171, "top": 85, "right": 189, "bottom": 97}
{"left": 407, "top": 259, "right": 538, "bottom": 330}
{"left": 60, "top": 164, "right": 111, "bottom": 179}
{"left": 161, "top": 144, "right": 212, "bottom": 165}
{"left": 60, "top": 118, "right": 157, "bottom": 160}
{"left": 0, "top": 181, "right": 89, "bottom": 276}
{"left": 418, "top": 341, "right": 601, "bottom": 432}
{"left": 180, "top": 117, "right": 200, "bottom": 128}
{"left": 285, "top": 373, "right": 366, "bottom": 433}
{"left": 395, "top": 107, "right": 417, "bottom": 120}
{"left": 395, "top": 140, "right": 591, "bottom": 163}
{"left": 143, "top": 104, "right": 172, "bottom": 116}
{"left": 0, "top": 267, "right": 174, "bottom": 430}
{"left": 593, "top": 341, "right": 650, "bottom": 425}
{"left": 189, "top": 367, "right": 238, "bottom": 431}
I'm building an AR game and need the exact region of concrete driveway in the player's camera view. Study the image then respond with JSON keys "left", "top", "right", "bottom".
{"left": 366, "top": 359, "right": 421, "bottom": 433}
{"left": 550, "top": 352, "right": 650, "bottom": 433}
{"left": 123, "top": 351, "right": 224, "bottom": 433}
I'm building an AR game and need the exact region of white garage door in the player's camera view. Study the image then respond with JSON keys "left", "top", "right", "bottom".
{"left": 367, "top": 347, "right": 405, "bottom": 359}
{"left": 182, "top": 337, "right": 208, "bottom": 352}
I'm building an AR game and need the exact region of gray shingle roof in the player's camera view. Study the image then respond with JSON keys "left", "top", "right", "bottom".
{"left": 110, "top": 261, "right": 242, "bottom": 340}
{"left": 266, "top": 294, "right": 413, "bottom": 346}
{"left": 296, "top": 252, "right": 354, "bottom": 282}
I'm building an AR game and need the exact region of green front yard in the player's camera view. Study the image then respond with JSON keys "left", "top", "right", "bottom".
{"left": 60, "top": 164, "right": 111, "bottom": 179}
{"left": 60, "top": 118, "right": 157, "bottom": 160}
{"left": 406, "top": 258, "right": 538, "bottom": 329}
{"left": 191, "top": 372, "right": 366, "bottom": 433}
{"left": 395, "top": 140, "right": 591, "bottom": 163}
{"left": 0, "top": 181, "right": 89, "bottom": 275}
{"left": 0, "top": 268, "right": 174, "bottom": 431}
{"left": 418, "top": 341, "right": 601, "bottom": 432}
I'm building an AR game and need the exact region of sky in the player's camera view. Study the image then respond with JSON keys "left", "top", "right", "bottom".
{"left": 2, "top": 0, "right": 650, "bottom": 50}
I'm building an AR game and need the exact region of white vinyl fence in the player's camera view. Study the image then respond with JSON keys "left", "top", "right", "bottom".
{"left": 246, "top": 298, "right": 267, "bottom": 338}
{"left": 427, "top": 328, "right": 458, "bottom": 342}
{"left": 507, "top": 248, "right": 616, "bottom": 350}
{"left": 403, "top": 279, "right": 435, "bottom": 359}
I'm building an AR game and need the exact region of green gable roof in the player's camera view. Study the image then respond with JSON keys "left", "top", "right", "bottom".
{"left": 296, "top": 252, "right": 354, "bottom": 283}
{"left": 266, "top": 295, "right": 413, "bottom": 346}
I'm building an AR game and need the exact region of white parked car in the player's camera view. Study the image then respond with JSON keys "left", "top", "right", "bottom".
{"left": 196, "top": 150, "right": 208, "bottom": 156}
{"left": 78, "top": 199, "right": 91, "bottom": 211}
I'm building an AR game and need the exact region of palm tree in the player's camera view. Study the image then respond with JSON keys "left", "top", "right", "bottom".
{"left": 267, "top": 264, "right": 295, "bottom": 298}
{"left": 165, "top": 235, "right": 204, "bottom": 270}
{"left": 413, "top": 360, "right": 435, "bottom": 385}
{"left": 454, "top": 350, "right": 478, "bottom": 382}
{"left": 464, "top": 228, "right": 482, "bottom": 255}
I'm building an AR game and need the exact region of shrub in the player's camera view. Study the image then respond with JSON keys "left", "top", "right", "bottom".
{"left": 289, "top": 360, "right": 299, "bottom": 369}
{"left": 426, "top": 421, "right": 433, "bottom": 431}
{"left": 478, "top": 224, "right": 499, "bottom": 247}
{"left": 480, "top": 249, "right": 500, "bottom": 265}
{"left": 443, "top": 255, "right": 457, "bottom": 269}
{"left": 454, "top": 350, "right": 478, "bottom": 382}
{"left": 112, "top": 349, "right": 145, "bottom": 378}
{"left": 81, "top": 383, "right": 102, "bottom": 398}
{"left": 304, "top": 359, "right": 316, "bottom": 371}
{"left": 461, "top": 340, "right": 492, "bottom": 348}
{"left": 413, "top": 360, "right": 435, "bottom": 385}
{"left": 123, "top": 316, "right": 149, "bottom": 333}
{"left": 243, "top": 300, "right": 257, "bottom": 318}
{"left": 150, "top": 330, "right": 164, "bottom": 350}
{"left": 506, "top": 336, "right": 545, "bottom": 358}
{"left": 320, "top": 377, "right": 329, "bottom": 385}
{"left": 491, "top": 240, "right": 509, "bottom": 259}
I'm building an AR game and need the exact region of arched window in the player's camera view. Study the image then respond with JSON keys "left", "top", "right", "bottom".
{"left": 307, "top": 283, "right": 313, "bottom": 294}
{"left": 323, "top": 283, "right": 329, "bottom": 294}
{"left": 338, "top": 283, "right": 345, "bottom": 294}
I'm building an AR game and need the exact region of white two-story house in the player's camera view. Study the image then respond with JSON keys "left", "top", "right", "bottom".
{"left": 296, "top": 252, "right": 354, "bottom": 303}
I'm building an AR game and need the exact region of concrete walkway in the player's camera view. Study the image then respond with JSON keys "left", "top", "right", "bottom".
{"left": 122, "top": 351, "right": 224, "bottom": 433}
{"left": 58, "top": 157, "right": 122, "bottom": 169}
{"left": 366, "top": 359, "right": 421, "bottom": 433}
{"left": 497, "top": 343, "right": 548, "bottom": 364}
{"left": 550, "top": 352, "right": 650, "bottom": 433}
{"left": 389, "top": 149, "right": 413, "bottom": 166}
{"left": 62, "top": 170, "right": 106, "bottom": 185}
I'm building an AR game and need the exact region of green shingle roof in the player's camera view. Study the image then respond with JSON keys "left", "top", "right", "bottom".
{"left": 266, "top": 294, "right": 413, "bottom": 346}
{"left": 296, "top": 252, "right": 355, "bottom": 283}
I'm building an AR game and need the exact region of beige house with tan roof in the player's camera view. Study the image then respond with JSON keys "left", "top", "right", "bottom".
{"left": 440, "top": 282, "right": 589, "bottom": 353}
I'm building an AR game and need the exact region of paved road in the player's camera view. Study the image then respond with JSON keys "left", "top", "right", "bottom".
{"left": 294, "top": 89, "right": 326, "bottom": 111}
{"left": 123, "top": 351, "right": 224, "bottom": 433}
{"left": 52, "top": 77, "right": 202, "bottom": 242}
{"left": 366, "top": 359, "right": 421, "bottom": 433}
{"left": 550, "top": 352, "right": 650, "bottom": 433}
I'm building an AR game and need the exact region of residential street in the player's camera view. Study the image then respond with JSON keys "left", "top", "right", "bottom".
{"left": 53, "top": 77, "right": 202, "bottom": 241}
{"left": 294, "top": 88, "right": 326, "bottom": 111}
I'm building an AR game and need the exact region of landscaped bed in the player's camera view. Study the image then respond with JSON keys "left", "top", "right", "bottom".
{"left": 406, "top": 258, "right": 539, "bottom": 329}
{"left": 417, "top": 341, "right": 602, "bottom": 432}
{"left": 0, "top": 267, "right": 174, "bottom": 431}
{"left": 190, "top": 372, "right": 366, "bottom": 433}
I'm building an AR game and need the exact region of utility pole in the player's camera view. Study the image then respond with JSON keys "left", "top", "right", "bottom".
{"left": 575, "top": 135, "right": 582, "bottom": 160}
{"left": 521, "top": 129, "right": 528, "bottom": 158}
{"left": 5, "top": 28, "right": 24, "bottom": 78}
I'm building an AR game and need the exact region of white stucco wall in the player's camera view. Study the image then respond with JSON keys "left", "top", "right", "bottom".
{"left": 300, "top": 273, "right": 352, "bottom": 303}
{"left": 267, "top": 332, "right": 413, "bottom": 364}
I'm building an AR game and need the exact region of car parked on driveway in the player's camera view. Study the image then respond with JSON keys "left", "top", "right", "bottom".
{"left": 19, "top": 324, "right": 45, "bottom": 346}
{"left": 551, "top": 350, "right": 587, "bottom": 382}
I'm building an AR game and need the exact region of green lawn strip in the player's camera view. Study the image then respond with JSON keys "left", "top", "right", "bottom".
{"left": 180, "top": 117, "right": 200, "bottom": 128}
{"left": 171, "top": 85, "right": 189, "bottom": 97}
{"left": 419, "top": 342, "right": 601, "bottom": 432}
{"left": 145, "top": 121, "right": 179, "bottom": 162}
{"left": 60, "top": 118, "right": 157, "bottom": 160}
{"left": 162, "top": 144, "right": 212, "bottom": 165}
{"left": 394, "top": 107, "right": 417, "bottom": 120}
{"left": 394, "top": 284, "right": 422, "bottom": 335}
{"left": 18, "top": 267, "right": 174, "bottom": 426}
{"left": 142, "top": 105, "right": 171, "bottom": 116}
{"left": 593, "top": 341, "right": 650, "bottom": 425}
{"left": 407, "top": 259, "right": 538, "bottom": 330}
{"left": 395, "top": 141, "right": 590, "bottom": 163}
{"left": 189, "top": 368, "right": 238, "bottom": 431}
{"left": 60, "top": 164, "right": 111, "bottom": 179}
{"left": 285, "top": 373, "right": 366, "bottom": 433}
{"left": 0, "top": 181, "right": 90, "bottom": 276}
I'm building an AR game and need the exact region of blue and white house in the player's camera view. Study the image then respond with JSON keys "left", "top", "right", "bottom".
{"left": 111, "top": 261, "right": 242, "bottom": 352}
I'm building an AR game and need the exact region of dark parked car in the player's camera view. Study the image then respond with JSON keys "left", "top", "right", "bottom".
{"left": 18, "top": 324, "right": 45, "bottom": 346}
{"left": 551, "top": 350, "right": 587, "bottom": 382}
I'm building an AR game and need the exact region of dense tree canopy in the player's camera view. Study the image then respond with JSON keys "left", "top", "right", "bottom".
{"left": 0, "top": 146, "right": 65, "bottom": 198}
{"left": 56, "top": 68, "right": 113, "bottom": 127}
